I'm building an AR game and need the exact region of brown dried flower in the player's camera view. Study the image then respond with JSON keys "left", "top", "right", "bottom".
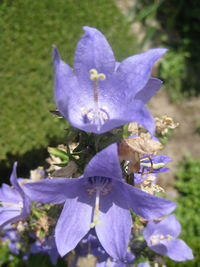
{"left": 155, "top": 115, "right": 179, "bottom": 135}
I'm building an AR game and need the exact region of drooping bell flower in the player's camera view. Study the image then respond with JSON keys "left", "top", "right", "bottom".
{"left": 53, "top": 26, "right": 167, "bottom": 134}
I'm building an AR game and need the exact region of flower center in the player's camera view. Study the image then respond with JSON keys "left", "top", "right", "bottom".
{"left": 87, "top": 177, "right": 111, "bottom": 228}
{"left": 81, "top": 69, "right": 109, "bottom": 130}
{"left": 150, "top": 234, "right": 173, "bottom": 245}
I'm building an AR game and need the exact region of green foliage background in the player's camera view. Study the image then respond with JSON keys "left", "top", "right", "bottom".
{"left": 0, "top": 0, "right": 137, "bottom": 167}
{"left": 165, "top": 157, "right": 200, "bottom": 266}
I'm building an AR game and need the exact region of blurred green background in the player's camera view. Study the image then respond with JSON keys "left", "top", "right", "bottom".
{"left": 0, "top": 0, "right": 200, "bottom": 266}
{"left": 0, "top": 0, "right": 138, "bottom": 177}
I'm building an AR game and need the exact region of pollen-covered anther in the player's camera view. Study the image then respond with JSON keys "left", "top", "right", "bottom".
{"left": 167, "top": 234, "right": 173, "bottom": 241}
{"left": 101, "top": 183, "right": 112, "bottom": 195}
{"left": 87, "top": 187, "right": 95, "bottom": 197}
{"left": 150, "top": 234, "right": 173, "bottom": 245}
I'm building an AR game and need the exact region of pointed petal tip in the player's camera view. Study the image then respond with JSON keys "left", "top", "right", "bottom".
{"left": 52, "top": 45, "right": 60, "bottom": 62}
{"left": 82, "top": 26, "right": 104, "bottom": 38}
{"left": 10, "top": 162, "right": 18, "bottom": 185}
{"left": 13, "top": 161, "right": 18, "bottom": 170}
{"left": 82, "top": 25, "right": 97, "bottom": 33}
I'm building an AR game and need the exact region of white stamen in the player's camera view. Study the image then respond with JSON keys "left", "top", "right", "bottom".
{"left": 90, "top": 187, "right": 102, "bottom": 228}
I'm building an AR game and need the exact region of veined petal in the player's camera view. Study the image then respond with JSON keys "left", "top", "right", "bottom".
{"left": 74, "top": 26, "right": 115, "bottom": 86}
{"left": 84, "top": 143, "right": 122, "bottom": 180}
{"left": 23, "top": 178, "right": 83, "bottom": 204}
{"left": 117, "top": 49, "right": 167, "bottom": 99}
{"left": 0, "top": 184, "right": 21, "bottom": 204}
{"left": 135, "top": 78, "right": 163, "bottom": 104}
{"left": 53, "top": 45, "right": 79, "bottom": 119}
{"left": 96, "top": 99, "right": 155, "bottom": 135}
{"left": 125, "top": 184, "right": 177, "bottom": 219}
{"left": 125, "top": 100, "right": 155, "bottom": 135}
{"left": 55, "top": 193, "right": 94, "bottom": 257}
{"left": 96, "top": 181, "right": 131, "bottom": 260}
{"left": 163, "top": 238, "right": 194, "bottom": 261}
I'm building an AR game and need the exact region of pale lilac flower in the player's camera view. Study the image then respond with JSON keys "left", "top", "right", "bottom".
{"left": 0, "top": 162, "right": 31, "bottom": 230}
{"left": 143, "top": 214, "right": 194, "bottom": 261}
{"left": 23, "top": 143, "right": 176, "bottom": 260}
{"left": 137, "top": 263, "right": 150, "bottom": 267}
{"left": 53, "top": 26, "right": 166, "bottom": 134}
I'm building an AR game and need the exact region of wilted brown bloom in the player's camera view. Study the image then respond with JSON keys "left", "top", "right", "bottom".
{"left": 118, "top": 133, "right": 162, "bottom": 173}
{"left": 128, "top": 122, "right": 139, "bottom": 136}
{"left": 155, "top": 115, "right": 179, "bottom": 135}
{"left": 139, "top": 174, "right": 164, "bottom": 195}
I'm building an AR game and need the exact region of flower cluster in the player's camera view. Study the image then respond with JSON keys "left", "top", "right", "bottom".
{"left": 0, "top": 26, "right": 193, "bottom": 266}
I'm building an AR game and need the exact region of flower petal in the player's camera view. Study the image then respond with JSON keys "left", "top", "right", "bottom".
{"left": 74, "top": 26, "right": 115, "bottom": 86}
{"left": 10, "top": 162, "right": 25, "bottom": 198}
{"left": 117, "top": 49, "right": 167, "bottom": 99}
{"left": 125, "top": 184, "right": 177, "bottom": 219}
{"left": 0, "top": 209, "right": 21, "bottom": 230}
{"left": 84, "top": 143, "right": 122, "bottom": 180}
{"left": 55, "top": 193, "right": 94, "bottom": 257}
{"left": 137, "top": 263, "right": 151, "bottom": 267}
{"left": 95, "top": 182, "right": 131, "bottom": 260}
{"left": 144, "top": 214, "right": 181, "bottom": 242}
{"left": 0, "top": 184, "right": 21, "bottom": 204}
{"left": 164, "top": 238, "right": 194, "bottom": 261}
{"left": 52, "top": 45, "right": 80, "bottom": 120}
{"left": 23, "top": 178, "right": 82, "bottom": 204}
{"left": 135, "top": 78, "right": 162, "bottom": 104}
{"left": 97, "top": 99, "right": 155, "bottom": 135}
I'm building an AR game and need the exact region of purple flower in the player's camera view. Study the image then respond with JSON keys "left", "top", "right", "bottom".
{"left": 143, "top": 214, "right": 194, "bottom": 261}
{"left": 137, "top": 263, "right": 150, "bottom": 267}
{"left": 0, "top": 162, "right": 31, "bottom": 230}
{"left": 30, "top": 235, "right": 58, "bottom": 265}
{"left": 53, "top": 26, "right": 167, "bottom": 134}
{"left": 74, "top": 230, "right": 135, "bottom": 267}
{"left": 2, "top": 228, "right": 20, "bottom": 255}
{"left": 23, "top": 143, "right": 176, "bottom": 260}
{"left": 134, "top": 155, "right": 171, "bottom": 185}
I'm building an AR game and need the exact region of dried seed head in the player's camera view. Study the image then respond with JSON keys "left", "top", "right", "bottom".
{"left": 155, "top": 115, "right": 179, "bottom": 135}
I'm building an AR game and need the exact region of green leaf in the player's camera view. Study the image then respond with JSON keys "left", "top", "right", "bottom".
{"left": 48, "top": 147, "right": 69, "bottom": 162}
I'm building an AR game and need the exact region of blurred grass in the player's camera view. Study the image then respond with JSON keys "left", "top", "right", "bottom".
{"left": 165, "top": 157, "right": 200, "bottom": 266}
{"left": 0, "top": 0, "right": 138, "bottom": 165}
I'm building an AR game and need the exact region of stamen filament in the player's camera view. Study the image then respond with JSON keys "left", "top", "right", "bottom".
{"left": 89, "top": 69, "right": 106, "bottom": 128}
{"left": 90, "top": 188, "right": 102, "bottom": 228}
{"left": 0, "top": 201, "right": 23, "bottom": 211}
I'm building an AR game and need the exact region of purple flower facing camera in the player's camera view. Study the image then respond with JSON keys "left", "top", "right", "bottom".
{"left": 53, "top": 26, "right": 166, "bottom": 134}
{"left": 23, "top": 143, "right": 176, "bottom": 260}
